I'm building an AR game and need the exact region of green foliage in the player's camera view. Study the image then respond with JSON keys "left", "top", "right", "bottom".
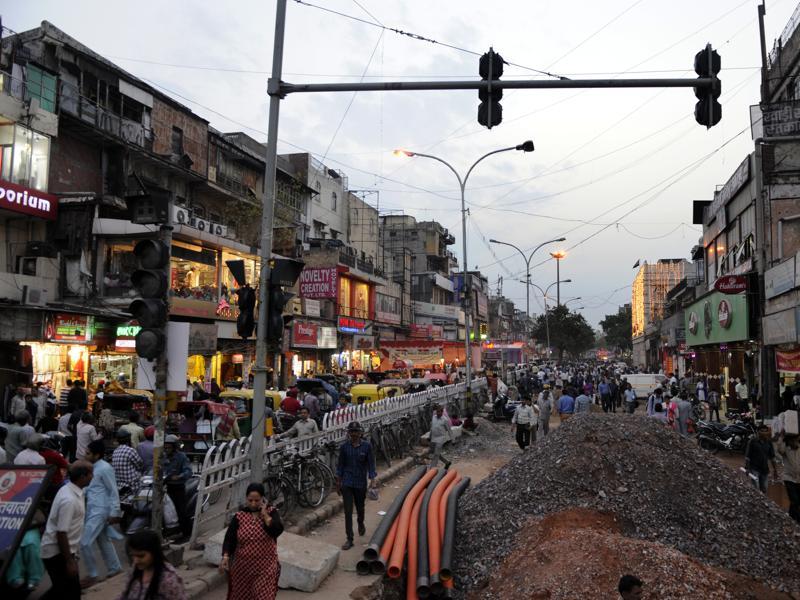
{"left": 600, "top": 305, "right": 633, "bottom": 351}
{"left": 532, "top": 304, "right": 595, "bottom": 361}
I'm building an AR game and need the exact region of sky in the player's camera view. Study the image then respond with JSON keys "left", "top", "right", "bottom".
{"left": 5, "top": 0, "right": 799, "bottom": 327}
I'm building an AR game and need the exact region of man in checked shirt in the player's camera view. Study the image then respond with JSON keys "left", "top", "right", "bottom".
{"left": 336, "top": 421, "right": 377, "bottom": 550}
{"left": 111, "top": 429, "right": 144, "bottom": 504}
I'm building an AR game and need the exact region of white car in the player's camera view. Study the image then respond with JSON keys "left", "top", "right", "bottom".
{"left": 625, "top": 374, "right": 667, "bottom": 399}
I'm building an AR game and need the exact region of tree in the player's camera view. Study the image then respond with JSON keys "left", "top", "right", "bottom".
{"left": 600, "top": 305, "right": 633, "bottom": 352}
{"left": 532, "top": 305, "right": 595, "bottom": 362}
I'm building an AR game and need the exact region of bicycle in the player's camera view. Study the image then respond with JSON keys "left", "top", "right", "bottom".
{"left": 280, "top": 446, "right": 330, "bottom": 508}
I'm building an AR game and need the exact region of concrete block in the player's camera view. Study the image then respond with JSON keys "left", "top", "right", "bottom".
{"left": 185, "top": 579, "right": 208, "bottom": 599}
{"left": 277, "top": 531, "right": 339, "bottom": 592}
{"left": 203, "top": 529, "right": 226, "bottom": 566}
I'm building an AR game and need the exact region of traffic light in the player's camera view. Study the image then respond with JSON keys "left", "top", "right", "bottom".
{"left": 694, "top": 44, "right": 721, "bottom": 128}
{"left": 128, "top": 239, "right": 169, "bottom": 359}
{"left": 478, "top": 48, "right": 503, "bottom": 129}
{"left": 266, "top": 284, "right": 294, "bottom": 345}
{"left": 235, "top": 284, "right": 256, "bottom": 339}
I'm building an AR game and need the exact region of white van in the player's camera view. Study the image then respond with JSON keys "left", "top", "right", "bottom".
{"left": 624, "top": 374, "right": 667, "bottom": 399}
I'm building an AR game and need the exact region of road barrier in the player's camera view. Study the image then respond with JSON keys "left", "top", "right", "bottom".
{"left": 189, "top": 378, "right": 487, "bottom": 546}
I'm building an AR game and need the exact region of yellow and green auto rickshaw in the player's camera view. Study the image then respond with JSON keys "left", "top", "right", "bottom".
{"left": 218, "top": 388, "right": 281, "bottom": 437}
{"left": 349, "top": 382, "right": 405, "bottom": 405}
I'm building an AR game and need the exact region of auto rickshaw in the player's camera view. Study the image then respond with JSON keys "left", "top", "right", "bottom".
{"left": 350, "top": 382, "right": 405, "bottom": 405}
{"left": 218, "top": 388, "right": 281, "bottom": 436}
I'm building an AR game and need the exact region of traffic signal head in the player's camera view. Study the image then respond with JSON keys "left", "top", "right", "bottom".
{"left": 128, "top": 299, "right": 167, "bottom": 328}
{"left": 478, "top": 48, "right": 504, "bottom": 129}
{"left": 134, "top": 328, "right": 166, "bottom": 360}
{"left": 129, "top": 239, "right": 170, "bottom": 360}
{"left": 267, "top": 285, "right": 295, "bottom": 345}
{"left": 693, "top": 44, "right": 721, "bottom": 128}
{"left": 235, "top": 284, "right": 256, "bottom": 339}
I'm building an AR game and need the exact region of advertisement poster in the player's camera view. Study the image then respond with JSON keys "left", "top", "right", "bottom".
{"left": 44, "top": 313, "right": 91, "bottom": 343}
{"left": 777, "top": 349, "right": 800, "bottom": 373}
{"left": 0, "top": 466, "right": 53, "bottom": 580}
{"left": 299, "top": 268, "right": 338, "bottom": 299}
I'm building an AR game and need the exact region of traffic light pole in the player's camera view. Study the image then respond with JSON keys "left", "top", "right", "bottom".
{"left": 250, "top": 0, "right": 287, "bottom": 485}
{"left": 151, "top": 212, "right": 173, "bottom": 532}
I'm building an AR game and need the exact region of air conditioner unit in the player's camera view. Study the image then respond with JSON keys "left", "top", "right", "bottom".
{"left": 22, "top": 285, "right": 48, "bottom": 306}
{"left": 17, "top": 256, "right": 59, "bottom": 280}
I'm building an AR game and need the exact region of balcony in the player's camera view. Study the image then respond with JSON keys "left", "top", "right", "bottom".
{"left": 339, "top": 250, "right": 356, "bottom": 268}
{"left": 356, "top": 258, "right": 374, "bottom": 274}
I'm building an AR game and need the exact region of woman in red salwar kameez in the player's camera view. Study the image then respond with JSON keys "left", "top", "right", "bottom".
{"left": 220, "top": 483, "right": 283, "bottom": 600}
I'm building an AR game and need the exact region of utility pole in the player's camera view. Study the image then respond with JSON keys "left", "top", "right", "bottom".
{"left": 250, "top": 0, "right": 287, "bottom": 485}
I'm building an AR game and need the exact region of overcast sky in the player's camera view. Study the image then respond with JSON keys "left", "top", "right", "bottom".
{"left": 6, "top": 1, "right": 799, "bottom": 327}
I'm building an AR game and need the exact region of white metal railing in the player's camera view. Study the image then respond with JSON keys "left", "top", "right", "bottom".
{"left": 188, "top": 378, "right": 486, "bottom": 546}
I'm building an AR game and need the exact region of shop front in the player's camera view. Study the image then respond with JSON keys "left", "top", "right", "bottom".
{"left": 88, "top": 322, "right": 140, "bottom": 386}
{"left": 289, "top": 320, "right": 338, "bottom": 377}
{"left": 685, "top": 290, "right": 754, "bottom": 402}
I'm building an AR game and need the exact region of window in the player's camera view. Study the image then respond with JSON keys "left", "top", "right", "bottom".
{"left": 331, "top": 192, "right": 337, "bottom": 211}
{"left": 338, "top": 277, "right": 352, "bottom": 316}
{"left": 171, "top": 127, "right": 184, "bottom": 155}
{"left": 103, "top": 242, "right": 137, "bottom": 297}
{"left": 353, "top": 282, "right": 369, "bottom": 318}
{"left": 0, "top": 123, "right": 51, "bottom": 191}
{"left": 171, "top": 242, "right": 219, "bottom": 302}
{"left": 315, "top": 181, "right": 321, "bottom": 201}
{"left": 122, "top": 96, "right": 145, "bottom": 123}
{"left": 25, "top": 65, "right": 57, "bottom": 113}
{"left": 221, "top": 252, "right": 259, "bottom": 314}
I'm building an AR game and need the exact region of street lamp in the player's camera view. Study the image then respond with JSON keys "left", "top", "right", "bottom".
{"left": 489, "top": 237, "right": 565, "bottom": 328}
{"left": 394, "top": 141, "right": 535, "bottom": 387}
{"left": 550, "top": 250, "right": 567, "bottom": 306}
{"left": 520, "top": 279, "right": 571, "bottom": 358}
{"left": 564, "top": 297, "right": 582, "bottom": 306}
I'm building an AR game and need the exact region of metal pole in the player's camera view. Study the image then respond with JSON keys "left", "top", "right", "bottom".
{"left": 150, "top": 212, "right": 173, "bottom": 532}
{"left": 556, "top": 259, "right": 561, "bottom": 306}
{"left": 251, "top": 0, "right": 287, "bottom": 485}
{"left": 544, "top": 295, "right": 551, "bottom": 359}
{"left": 459, "top": 181, "right": 471, "bottom": 387}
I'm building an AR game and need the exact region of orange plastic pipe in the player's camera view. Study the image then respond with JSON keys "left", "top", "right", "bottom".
{"left": 387, "top": 468, "right": 437, "bottom": 578}
{"left": 405, "top": 485, "right": 426, "bottom": 600}
{"left": 427, "top": 469, "right": 458, "bottom": 582}
{"left": 378, "top": 515, "right": 400, "bottom": 567}
{"left": 438, "top": 474, "right": 462, "bottom": 542}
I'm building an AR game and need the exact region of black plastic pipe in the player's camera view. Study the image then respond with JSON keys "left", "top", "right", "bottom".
{"left": 415, "top": 468, "right": 446, "bottom": 598}
{"left": 363, "top": 465, "right": 426, "bottom": 562}
{"left": 437, "top": 477, "right": 471, "bottom": 584}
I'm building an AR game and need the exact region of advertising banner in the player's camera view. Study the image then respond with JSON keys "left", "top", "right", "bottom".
{"left": 0, "top": 178, "right": 58, "bottom": 220}
{"left": 299, "top": 267, "right": 338, "bottom": 299}
{"left": 292, "top": 321, "right": 318, "bottom": 348}
{"left": 684, "top": 290, "right": 749, "bottom": 347}
{"left": 44, "top": 313, "right": 91, "bottom": 343}
{"left": 777, "top": 349, "right": 800, "bottom": 373}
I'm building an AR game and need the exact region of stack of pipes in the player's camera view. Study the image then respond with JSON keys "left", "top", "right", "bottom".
{"left": 357, "top": 466, "right": 471, "bottom": 599}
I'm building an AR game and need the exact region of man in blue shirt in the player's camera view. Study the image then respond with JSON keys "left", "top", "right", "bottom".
{"left": 557, "top": 388, "right": 576, "bottom": 421}
{"left": 599, "top": 378, "right": 612, "bottom": 413}
{"left": 336, "top": 421, "right": 376, "bottom": 550}
{"left": 163, "top": 434, "right": 193, "bottom": 540}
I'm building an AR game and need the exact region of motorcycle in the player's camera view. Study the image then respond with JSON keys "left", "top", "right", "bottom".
{"left": 488, "top": 392, "right": 520, "bottom": 422}
{"left": 124, "top": 474, "right": 200, "bottom": 538}
{"left": 696, "top": 418, "right": 757, "bottom": 454}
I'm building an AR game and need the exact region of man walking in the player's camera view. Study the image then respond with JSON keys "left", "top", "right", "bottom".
{"left": 112, "top": 429, "right": 144, "bottom": 504}
{"left": 336, "top": 421, "right": 376, "bottom": 550}
{"left": 279, "top": 406, "right": 319, "bottom": 438}
{"left": 776, "top": 433, "right": 800, "bottom": 522}
{"left": 675, "top": 392, "right": 692, "bottom": 437}
{"left": 511, "top": 397, "right": 537, "bottom": 451}
{"left": 599, "top": 378, "right": 612, "bottom": 413}
{"left": 623, "top": 386, "right": 637, "bottom": 414}
{"left": 557, "top": 387, "right": 576, "bottom": 421}
{"left": 80, "top": 440, "right": 123, "bottom": 588}
{"left": 40, "top": 461, "right": 94, "bottom": 600}
{"left": 745, "top": 425, "right": 778, "bottom": 493}
{"left": 735, "top": 378, "right": 749, "bottom": 412}
{"left": 574, "top": 390, "right": 592, "bottom": 414}
{"left": 429, "top": 404, "right": 453, "bottom": 469}
{"left": 537, "top": 386, "right": 553, "bottom": 437}
{"left": 162, "top": 434, "right": 193, "bottom": 541}
{"left": 707, "top": 388, "right": 721, "bottom": 422}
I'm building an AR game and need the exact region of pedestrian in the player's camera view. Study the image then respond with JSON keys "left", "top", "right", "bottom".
{"left": 707, "top": 388, "right": 721, "bottom": 422}
{"left": 24, "top": 393, "right": 38, "bottom": 425}
{"left": 609, "top": 377, "right": 620, "bottom": 412}
{"left": 745, "top": 425, "right": 778, "bottom": 493}
{"left": 9, "top": 387, "right": 26, "bottom": 417}
{"left": 112, "top": 429, "right": 144, "bottom": 505}
{"left": 302, "top": 389, "right": 321, "bottom": 421}
{"left": 14, "top": 433, "right": 46, "bottom": 466}
{"left": 428, "top": 404, "right": 453, "bottom": 470}
{"left": 675, "top": 392, "right": 692, "bottom": 437}
{"left": 5, "top": 503, "right": 46, "bottom": 594}
{"left": 776, "top": 433, "right": 800, "bottom": 522}
{"left": 66, "top": 380, "right": 87, "bottom": 413}
{"left": 162, "top": 435, "right": 193, "bottom": 540}
{"left": 119, "top": 412, "right": 145, "bottom": 448}
{"left": 335, "top": 421, "right": 377, "bottom": 550}
{"left": 557, "top": 387, "right": 575, "bottom": 421}
{"left": 650, "top": 403, "right": 669, "bottom": 425}
{"left": 40, "top": 435, "right": 69, "bottom": 500}
{"left": 646, "top": 388, "right": 662, "bottom": 416}
{"left": 6, "top": 411, "right": 34, "bottom": 462}
{"left": 210, "top": 377, "right": 222, "bottom": 400}
{"left": 75, "top": 412, "right": 101, "bottom": 461}
{"left": 735, "top": 378, "right": 749, "bottom": 412}
{"left": 40, "top": 461, "right": 94, "bottom": 600}
{"left": 80, "top": 439, "right": 123, "bottom": 589}
{"left": 279, "top": 388, "right": 301, "bottom": 415}
{"left": 623, "top": 387, "right": 637, "bottom": 414}
{"left": 59, "top": 380, "right": 73, "bottom": 410}
{"left": 574, "top": 390, "right": 592, "bottom": 414}
{"left": 118, "top": 530, "right": 187, "bottom": 600}
{"left": 511, "top": 397, "right": 537, "bottom": 451}
{"left": 220, "top": 483, "right": 284, "bottom": 600}
{"left": 618, "top": 574, "right": 643, "bottom": 599}
{"left": 138, "top": 426, "right": 155, "bottom": 473}
{"left": 664, "top": 393, "right": 678, "bottom": 431}
{"left": 537, "top": 386, "right": 553, "bottom": 437}
{"left": 36, "top": 404, "right": 59, "bottom": 434}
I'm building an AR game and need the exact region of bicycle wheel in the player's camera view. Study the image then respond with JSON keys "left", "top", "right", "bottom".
{"left": 371, "top": 428, "right": 391, "bottom": 467}
{"left": 315, "top": 459, "right": 336, "bottom": 491}
{"left": 299, "top": 462, "right": 328, "bottom": 507}
{"left": 386, "top": 426, "right": 403, "bottom": 459}
{"left": 265, "top": 475, "right": 296, "bottom": 516}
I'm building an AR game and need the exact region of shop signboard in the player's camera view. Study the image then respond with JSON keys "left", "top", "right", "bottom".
{"left": 763, "top": 308, "right": 799, "bottom": 346}
{"left": 714, "top": 274, "right": 748, "bottom": 294}
{"left": 318, "top": 326, "right": 337, "bottom": 349}
{"left": 44, "top": 313, "right": 92, "bottom": 343}
{"left": 354, "top": 335, "right": 376, "bottom": 350}
{"left": 409, "top": 323, "right": 444, "bottom": 339}
{"left": 760, "top": 98, "right": 800, "bottom": 137}
{"left": 189, "top": 323, "right": 218, "bottom": 355}
{"left": 0, "top": 178, "right": 58, "bottom": 220}
{"left": 765, "top": 256, "right": 796, "bottom": 300}
{"left": 777, "top": 348, "right": 800, "bottom": 373}
{"left": 292, "top": 321, "right": 318, "bottom": 348}
{"left": 412, "top": 301, "right": 461, "bottom": 321}
{"left": 684, "top": 290, "right": 749, "bottom": 347}
{"left": 299, "top": 267, "right": 338, "bottom": 299}
{"left": 383, "top": 346, "right": 443, "bottom": 366}
{"left": 303, "top": 298, "right": 321, "bottom": 318}
{"left": 173, "top": 205, "right": 228, "bottom": 237}
{"left": 0, "top": 466, "right": 53, "bottom": 581}
{"left": 338, "top": 316, "right": 369, "bottom": 334}
{"left": 115, "top": 324, "right": 141, "bottom": 351}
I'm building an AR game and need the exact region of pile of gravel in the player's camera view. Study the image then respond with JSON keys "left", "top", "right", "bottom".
{"left": 453, "top": 414, "right": 800, "bottom": 596}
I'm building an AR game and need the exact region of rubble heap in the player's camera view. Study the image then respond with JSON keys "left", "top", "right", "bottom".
{"left": 453, "top": 414, "right": 800, "bottom": 598}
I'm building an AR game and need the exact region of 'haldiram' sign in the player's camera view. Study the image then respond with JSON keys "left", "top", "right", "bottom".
{"left": 0, "top": 179, "right": 58, "bottom": 220}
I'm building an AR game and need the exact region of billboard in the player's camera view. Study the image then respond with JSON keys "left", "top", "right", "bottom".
{"left": 299, "top": 267, "right": 338, "bottom": 299}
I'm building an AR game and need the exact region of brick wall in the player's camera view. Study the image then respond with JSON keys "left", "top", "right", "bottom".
{"left": 48, "top": 132, "right": 102, "bottom": 193}
{"left": 151, "top": 98, "right": 208, "bottom": 177}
